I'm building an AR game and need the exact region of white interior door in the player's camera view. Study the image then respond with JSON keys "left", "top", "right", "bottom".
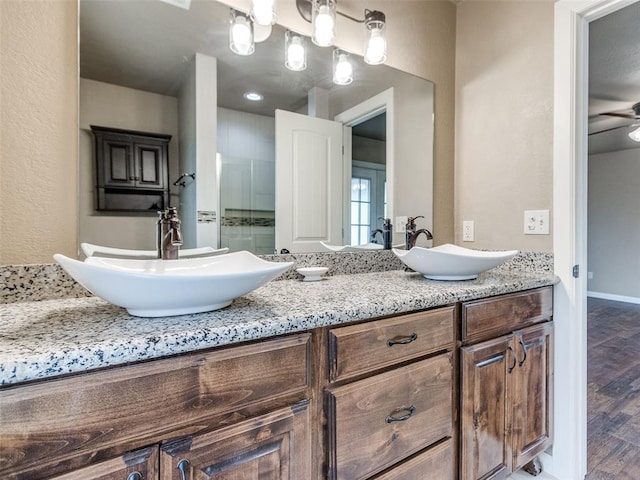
{"left": 275, "top": 109, "right": 344, "bottom": 253}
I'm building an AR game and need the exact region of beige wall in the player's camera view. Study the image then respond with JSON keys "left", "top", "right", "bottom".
{"left": 79, "top": 79, "right": 180, "bottom": 252}
{"left": 0, "top": 0, "right": 78, "bottom": 264}
{"left": 455, "top": 1, "right": 554, "bottom": 251}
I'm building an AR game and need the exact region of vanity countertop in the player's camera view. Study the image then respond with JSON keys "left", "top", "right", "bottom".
{"left": 0, "top": 268, "right": 557, "bottom": 386}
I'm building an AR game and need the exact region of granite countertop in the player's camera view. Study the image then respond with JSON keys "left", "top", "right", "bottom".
{"left": 0, "top": 268, "right": 557, "bottom": 386}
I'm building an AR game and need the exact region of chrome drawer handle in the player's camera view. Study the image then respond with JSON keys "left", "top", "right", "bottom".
{"left": 127, "top": 473, "right": 143, "bottom": 480}
{"left": 385, "top": 405, "right": 415, "bottom": 423}
{"left": 387, "top": 333, "right": 418, "bottom": 347}
{"left": 177, "top": 459, "right": 190, "bottom": 480}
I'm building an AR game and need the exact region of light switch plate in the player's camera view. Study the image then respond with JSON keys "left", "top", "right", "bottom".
{"left": 524, "top": 210, "right": 550, "bottom": 235}
{"left": 395, "top": 216, "right": 408, "bottom": 233}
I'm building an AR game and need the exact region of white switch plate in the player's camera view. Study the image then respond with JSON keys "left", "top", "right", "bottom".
{"left": 395, "top": 216, "right": 408, "bottom": 233}
{"left": 462, "top": 220, "right": 474, "bottom": 242}
{"left": 524, "top": 210, "right": 550, "bottom": 235}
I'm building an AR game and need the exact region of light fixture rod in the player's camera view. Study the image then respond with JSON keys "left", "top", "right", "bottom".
{"left": 296, "top": 0, "right": 372, "bottom": 24}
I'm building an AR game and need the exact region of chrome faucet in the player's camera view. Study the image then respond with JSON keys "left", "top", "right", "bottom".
{"left": 405, "top": 216, "right": 432, "bottom": 250}
{"left": 371, "top": 218, "right": 393, "bottom": 249}
{"left": 157, "top": 207, "right": 183, "bottom": 260}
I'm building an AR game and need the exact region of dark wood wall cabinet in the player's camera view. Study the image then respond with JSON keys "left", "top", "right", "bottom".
{"left": 0, "top": 287, "right": 554, "bottom": 480}
{"left": 91, "top": 125, "right": 171, "bottom": 212}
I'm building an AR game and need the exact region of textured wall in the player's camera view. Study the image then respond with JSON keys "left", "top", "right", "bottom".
{"left": 455, "top": 1, "right": 554, "bottom": 251}
{"left": 0, "top": 0, "right": 78, "bottom": 264}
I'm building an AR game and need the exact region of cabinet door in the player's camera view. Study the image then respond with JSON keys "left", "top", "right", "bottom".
{"left": 50, "top": 446, "right": 158, "bottom": 480}
{"left": 460, "top": 334, "right": 514, "bottom": 480}
{"left": 135, "top": 141, "right": 166, "bottom": 189}
{"left": 512, "top": 322, "right": 553, "bottom": 470}
{"left": 102, "top": 136, "right": 135, "bottom": 187}
{"left": 159, "top": 402, "right": 311, "bottom": 480}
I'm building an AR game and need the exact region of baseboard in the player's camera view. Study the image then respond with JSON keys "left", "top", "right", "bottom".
{"left": 587, "top": 291, "right": 640, "bottom": 305}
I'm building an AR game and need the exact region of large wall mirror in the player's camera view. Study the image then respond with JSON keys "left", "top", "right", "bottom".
{"left": 79, "top": 0, "right": 434, "bottom": 255}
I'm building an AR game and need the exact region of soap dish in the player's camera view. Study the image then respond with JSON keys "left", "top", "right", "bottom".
{"left": 296, "top": 267, "right": 329, "bottom": 282}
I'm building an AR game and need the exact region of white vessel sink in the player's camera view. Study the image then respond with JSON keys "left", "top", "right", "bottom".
{"left": 392, "top": 243, "right": 518, "bottom": 280}
{"left": 320, "top": 242, "right": 404, "bottom": 252}
{"left": 81, "top": 243, "right": 228, "bottom": 259}
{"left": 54, "top": 251, "right": 293, "bottom": 317}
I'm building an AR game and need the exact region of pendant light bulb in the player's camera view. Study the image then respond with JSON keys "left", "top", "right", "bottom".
{"left": 250, "top": 0, "right": 276, "bottom": 26}
{"left": 229, "top": 9, "right": 255, "bottom": 56}
{"left": 333, "top": 49, "right": 353, "bottom": 85}
{"left": 312, "top": 0, "right": 336, "bottom": 47}
{"left": 364, "top": 11, "right": 386, "bottom": 65}
{"left": 285, "top": 31, "right": 307, "bottom": 71}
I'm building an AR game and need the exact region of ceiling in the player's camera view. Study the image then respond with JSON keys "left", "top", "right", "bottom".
{"left": 588, "top": 1, "right": 640, "bottom": 155}
{"left": 80, "top": 0, "right": 402, "bottom": 138}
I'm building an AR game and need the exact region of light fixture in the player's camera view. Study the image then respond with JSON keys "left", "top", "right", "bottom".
{"left": 333, "top": 49, "right": 353, "bottom": 85}
{"left": 250, "top": 0, "right": 276, "bottom": 26}
{"left": 244, "top": 92, "right": 263, "bottom": 101}
{"left": 364, "top": 10, "right": 386, "bottom": 65}
{"left": 229, "top": 9, "right": 255, "bottom": 56}
{"left": 628, "top": 125, "right": 640, "bottom": 142}
{"left": 285, "top": 31, "right": 307, "bottom": 71}
{"left": 312, "top": 0, "right": 336, "bottom": 47}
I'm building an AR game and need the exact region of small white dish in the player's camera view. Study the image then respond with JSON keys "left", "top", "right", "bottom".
{"left": 296, "top": 267, "right": 329, "bottom": 282}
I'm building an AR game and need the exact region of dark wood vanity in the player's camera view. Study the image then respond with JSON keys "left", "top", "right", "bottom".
{"left": 0, "top": 287, "right": 553, "bottom": 479}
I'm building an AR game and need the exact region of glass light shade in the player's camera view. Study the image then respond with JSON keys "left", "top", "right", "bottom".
{"left": 285, "top": 31, "right": 307, "bottom": 71}
{"left": 229, "top": 9, "right": 255, "bottom": 56}
{"left": 250, "top": 0, "right": 276, "bottom": 26}
{"left": 629, "top": 126, "right": 640, "bottom": 142}
{"left": 364, "top": 25, "right": 386, "bottom": 64}
{"left": 312, "top": 0, "right": 336, "bottom": 47}
{"left": 333, "top": 49, "right": 353, "bottom": 85}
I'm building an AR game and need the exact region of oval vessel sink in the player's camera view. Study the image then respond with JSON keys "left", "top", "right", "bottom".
{"left": 54, "top": 251, "right": 293, "bottom": 317}
{"left": 81, "top": 243, "right": 228, "bottom": 259}
{"left": 392, "top": 244, "right": 518, "bottom": 280}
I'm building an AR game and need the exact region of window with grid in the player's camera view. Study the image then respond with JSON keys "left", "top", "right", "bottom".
{"left": 350, "top": 177, "right": 371, "bottom": 246}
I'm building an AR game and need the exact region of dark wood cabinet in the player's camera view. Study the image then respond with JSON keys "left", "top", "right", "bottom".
{"left": 160, "top": 402, "right": 311, "bottom": 480}
{"left": 91, "top": 125, "right": 170, "bottom": 212}
{"left": 460, "top": 287, "right": 553, "bottom": 480}
{"left": 50, "top": 446, "right": 158, "bottom": 480}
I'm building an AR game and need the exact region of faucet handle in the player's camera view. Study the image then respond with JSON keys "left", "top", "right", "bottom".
{"left": 406, "top": 216, "right": 424, "bottom": 230}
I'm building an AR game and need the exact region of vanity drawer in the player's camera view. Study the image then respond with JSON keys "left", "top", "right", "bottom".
{"left": 372, "top": 438, "right": 454, "bottom": 480}
{"left": 462, "top": 287, "right": 552, "bottom": 343}
{"left": 326, "top": 352, "right": 453, "bottom": 480}
{"left": 0, "top": 334, "right": 311, "bottom": 478}
{"left": 328, "top": 306, "right": 455, "bottom": 382}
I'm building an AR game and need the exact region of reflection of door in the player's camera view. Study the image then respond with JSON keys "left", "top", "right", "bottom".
{"left": 275, "top": 110, "right": 343, "bottom": 253}
{"left": 351, "top": 161, "right": 386, "bottom": 245}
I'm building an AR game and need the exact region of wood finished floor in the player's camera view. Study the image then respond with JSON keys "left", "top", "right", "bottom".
{"left": 586, "top": 297, "right": 640, "bottom": 479}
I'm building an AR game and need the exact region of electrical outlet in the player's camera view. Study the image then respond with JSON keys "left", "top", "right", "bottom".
{"left": 463, "top": 220, "right": 474, "bottom": 242}
{"left": 588, "top": 272, "right": 594, "bottom": 280}
{"left": 524, "top": 210, "right": 550, "bottom": 235}
{"left": 395, "top": 216, "right": 408, "bottom": 233}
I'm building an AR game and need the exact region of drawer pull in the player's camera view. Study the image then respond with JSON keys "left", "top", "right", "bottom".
{"left": 518, "top": 339, "right": 528, "bottom": 366}
{"left": 387, "top": 333, "right": 418, "bottom": 347}
{"left": 507, "top": 346, "right": 517, "bottom": 373}
{"left": 177, "top": 459, "right": 190, "bottom": 480}
{"left": 127, "top": 474, "right": 143, "bottom": 480}
{"left": 385, "top": 405, "right": 416, "bottom": 423}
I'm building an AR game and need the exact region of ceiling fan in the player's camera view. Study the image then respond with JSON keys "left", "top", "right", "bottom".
{"left": 589, "top": 101, "right": 640, "bottom": 137}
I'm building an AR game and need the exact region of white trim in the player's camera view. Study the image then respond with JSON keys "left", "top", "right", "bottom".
{"left": 553, "top": 1, "right": 638, "bottom": 479}
{"left": 587, "top": 291, "right": 640, "bottom": 304}
{"left": 335, "top": 88, "right": 395, "bottom": 245}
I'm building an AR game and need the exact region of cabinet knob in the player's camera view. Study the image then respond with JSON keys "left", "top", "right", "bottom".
{"left": 386, "top": 332, "right": 418, "bottom": 347}
{"left": 177, "top": 459, "right": 190, "bottom": 480}
{"left": 127, "top": 473, "right": 143, "bottom": 480}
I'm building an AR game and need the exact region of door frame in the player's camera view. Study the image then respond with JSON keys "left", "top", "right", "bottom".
{"left": 334, "top": 88, "right": 394, "bottom": 247}
{"left": 553, "top": 1, "right": 638, "bottom": 478}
